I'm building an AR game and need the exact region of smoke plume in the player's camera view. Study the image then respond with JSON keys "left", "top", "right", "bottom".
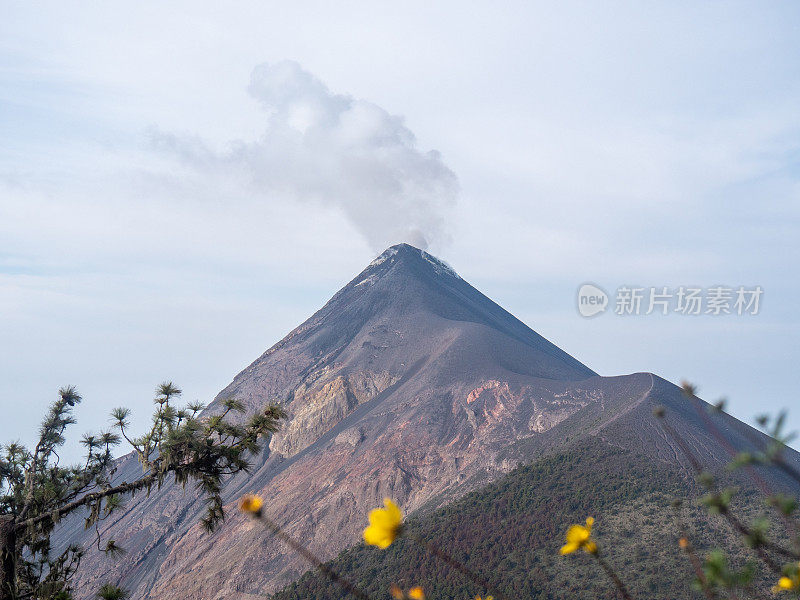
{"left": 153, "top": 60, "right": 458, "bottom": 250}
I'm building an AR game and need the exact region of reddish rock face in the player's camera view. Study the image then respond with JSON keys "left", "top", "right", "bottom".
{"left": 56, "top": 244, "right": 797, "bottom": 599}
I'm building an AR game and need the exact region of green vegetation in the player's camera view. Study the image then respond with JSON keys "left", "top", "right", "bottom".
{"left": 272, "top": 436, "right": 785, "bottom": 600}
{"left": 96, "top": 583, "right": 130, "bottom": 599}
{"left": 0, "top": 384, "right": 284, "bottom": 600}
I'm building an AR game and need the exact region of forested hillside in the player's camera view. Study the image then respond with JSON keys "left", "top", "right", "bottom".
{"left": 272, "top": 437, "right": 770, "bottom": 600}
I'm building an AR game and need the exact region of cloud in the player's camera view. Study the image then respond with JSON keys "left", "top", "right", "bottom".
{"left": 151, "top": 60, "right": 458, "bottom": 251}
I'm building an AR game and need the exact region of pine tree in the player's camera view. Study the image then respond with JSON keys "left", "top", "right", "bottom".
{"left": 0, "top": 383, "right": 284, "bottom": 599}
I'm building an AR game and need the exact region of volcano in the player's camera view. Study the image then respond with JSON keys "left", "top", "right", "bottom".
{"left": 61, "top": 244, "right": 799, "bottom": 600}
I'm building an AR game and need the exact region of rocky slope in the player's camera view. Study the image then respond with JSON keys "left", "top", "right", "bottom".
{"left": 59, "top": 244, "right": 798, "bottom": 599}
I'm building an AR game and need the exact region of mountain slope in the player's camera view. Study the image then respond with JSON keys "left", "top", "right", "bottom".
{"left": 272, "top": 434, "right": 780, "bottom": 600}
{"left": 60, "top": 244, "right": 797, "bottom": 600}
{"left": 275, "top": 377, "right": 800, "bottom": 599}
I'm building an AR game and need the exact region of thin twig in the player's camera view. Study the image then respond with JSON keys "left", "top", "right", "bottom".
{"left": 679, "top": 537, "right": 717, "bottom": 600}
{"left": 407, "top": 532, "right": 506, "bottom": 600}
{"left": 656, "top": 412, "right": 793, "bottom": 573}
{"left": 684, "top": 391, "right": 800, "bottom": 540}
{"left": 257, "top": 514, "right": 371, "bottom": 600}
{"left": 726, "top": 415, "right": 800, "bottom": 488}
{"left": 594, "top": 553, "right": 634, "bottom": 600}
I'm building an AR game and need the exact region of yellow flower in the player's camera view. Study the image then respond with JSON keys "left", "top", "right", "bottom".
{"left": 238, "top": 494, "right": 264, "bottom": 515}
{"left": 364, "top": 498, "right": 403, "bottom": 549}
{"left": 390, "top": 585, "right": 424, "bottom": 599}
{"left": 775, "top": 577, "right": 795, "bottom": 591}
{"left": 559, "top": 517, "right": 598, "bottom": 555}
{"left": 474, "top": 596, "right": 494, "bottom": 600}
{"left": 774, "top": 563, "right": 800, "bottom": 593}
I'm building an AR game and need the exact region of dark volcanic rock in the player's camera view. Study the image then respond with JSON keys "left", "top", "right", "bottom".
{"left": 59, "top": 244, "right": 798, "bottom": 600}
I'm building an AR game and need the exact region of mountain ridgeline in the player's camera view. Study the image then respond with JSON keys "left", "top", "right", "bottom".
{"left": 58, "top": 244, "right": 799, "bottom": 600}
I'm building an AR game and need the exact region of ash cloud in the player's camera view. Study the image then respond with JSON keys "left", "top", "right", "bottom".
{"left": 153, "top": 60, "right": 458, "bottom": 251}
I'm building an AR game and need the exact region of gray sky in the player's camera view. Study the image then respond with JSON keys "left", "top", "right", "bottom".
{"left": 2, "top": 1, "right": 799, "bottom": 461}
